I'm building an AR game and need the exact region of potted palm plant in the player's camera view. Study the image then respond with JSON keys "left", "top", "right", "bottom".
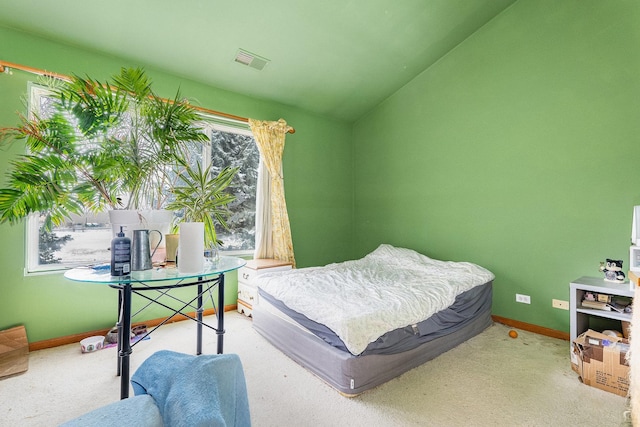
{"left": 0, "top": 67, "right": 207, "bottom": 233}
{"left": 166, "top": 158, "right": 238, "bottom": 252}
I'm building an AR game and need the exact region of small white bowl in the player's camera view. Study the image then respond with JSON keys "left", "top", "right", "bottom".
{"left": 80, "top": 336, "right": 104, "bottom": 353}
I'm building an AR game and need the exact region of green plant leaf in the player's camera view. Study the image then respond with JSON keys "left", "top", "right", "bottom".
{"left": 166, "top": 160, "right": 239, "bottom": 247}
{"left": 0, "top": 67, "right": 211, "bottom": 228}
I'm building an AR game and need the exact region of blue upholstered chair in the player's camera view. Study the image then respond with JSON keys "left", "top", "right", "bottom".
{"left": 61, "top": 351, "right": 251, "bottom": 427}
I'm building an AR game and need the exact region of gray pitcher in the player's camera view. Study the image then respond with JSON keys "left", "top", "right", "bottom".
{"left": 131, "top": 229, "right": 162, "bottom": 271}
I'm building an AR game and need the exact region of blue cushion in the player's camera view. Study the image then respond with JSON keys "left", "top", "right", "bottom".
{"left": 131, "top": 350, "right": 251, "bottom": 427}
{"left": 59, "top": 394, "right": 162, "bottom": 427}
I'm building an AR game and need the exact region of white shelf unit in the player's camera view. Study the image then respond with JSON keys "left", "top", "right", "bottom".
{"left": 569, "top": 276, "right": 634, "bottom": 343}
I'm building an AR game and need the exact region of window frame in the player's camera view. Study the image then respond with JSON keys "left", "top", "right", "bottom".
{"left": 24, "top": 85, "right": 258, "bottom": 275}
{"left": 197, "top": 119, "right": 258, "bottom": 257}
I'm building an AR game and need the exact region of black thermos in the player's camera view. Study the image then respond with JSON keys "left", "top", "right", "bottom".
{"left": 110, "top": 226, "right": 131, "bottom": 276}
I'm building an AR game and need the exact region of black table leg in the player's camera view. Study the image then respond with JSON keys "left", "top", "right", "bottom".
{"left": 119, "top": 282, "right": 132, "bottom": 399}
{"left": 196, "top": 280, "right": 203, "bottom": 355}
{"left": 116, "top": 289, "right": 123, "bottom": 377}
{"left": 217, "top": 273, "right": 225, "bottom": 354}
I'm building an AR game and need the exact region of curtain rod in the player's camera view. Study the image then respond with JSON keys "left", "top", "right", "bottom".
{"left": 0, "top": 60, "right": 295, "bottom": 134}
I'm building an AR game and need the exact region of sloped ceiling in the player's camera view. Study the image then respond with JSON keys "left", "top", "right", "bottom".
{"left": 0, "top": 0, "right": 516, "bottom": 122}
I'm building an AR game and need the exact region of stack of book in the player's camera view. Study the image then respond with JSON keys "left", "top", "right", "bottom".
{"left": 581, "top": 297, "right": 630, "bottom": 313}
{"left": 581, "top": 300, "right": 611, "bottom": 310}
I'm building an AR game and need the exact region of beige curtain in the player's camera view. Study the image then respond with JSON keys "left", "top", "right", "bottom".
{"left": 253, "top": 159, "right": 273, "bottom": 259}
{"left": 249, "top": 118, "right": 296, "bottom": 267}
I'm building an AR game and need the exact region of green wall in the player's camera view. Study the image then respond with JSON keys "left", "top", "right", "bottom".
{"left": 3, "top": 1, "right": 638, "bottom": 343}
{"left": 0, "top": 26, "right": 353, "bottom": 342}
{"left": 353, "top": 0, "right": 640, "bottom": 332}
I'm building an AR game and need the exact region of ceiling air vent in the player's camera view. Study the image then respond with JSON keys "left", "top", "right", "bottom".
{"left": 234, "top": 49, "right": 270, "bottom": 71}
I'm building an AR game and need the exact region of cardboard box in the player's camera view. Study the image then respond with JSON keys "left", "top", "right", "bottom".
{"left": 571, "top": 329, "right": 629, "bottom": 397}
{"left": 622, "top": 321, "right": 631, "bottom": 339}
{"left": 0, "top": 325, "right": 29, "bottom": 379}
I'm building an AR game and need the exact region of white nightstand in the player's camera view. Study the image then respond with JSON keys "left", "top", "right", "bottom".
{"left": 237, "top": 258, "right": 292, "bottom": 317}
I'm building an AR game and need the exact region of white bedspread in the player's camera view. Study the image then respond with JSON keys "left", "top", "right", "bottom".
{"left": 255, "top": 244, "right": 495, "bottom": 355}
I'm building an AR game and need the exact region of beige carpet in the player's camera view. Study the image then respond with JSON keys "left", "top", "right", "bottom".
{"left": 1, "top": 312, "right": 631, "bottom": 426}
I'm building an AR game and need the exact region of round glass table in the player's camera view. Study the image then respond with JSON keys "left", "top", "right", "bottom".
{"left": 65, "top": 256, "right": 246, "bottom": 399}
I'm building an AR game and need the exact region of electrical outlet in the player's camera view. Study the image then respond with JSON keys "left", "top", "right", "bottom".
{"left": 516, "top": 294, "right": 531, "bottom": 304}
{"left": 552, "top": 299, "right": 569, "bottom": 310}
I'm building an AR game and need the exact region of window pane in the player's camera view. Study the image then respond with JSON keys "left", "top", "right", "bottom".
{"left": 27, "top": 84, "right": 114, "bottom": 271}
{"left": 210, "top": 129, "right": 258, "bottom": 251}
{"left": 36, "top": 213, "right": 112, "bottom": 268}
{"left": 26, "top": 84, "right": 257, "bottom": 272}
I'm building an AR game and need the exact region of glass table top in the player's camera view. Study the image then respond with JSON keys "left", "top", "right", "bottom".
{"left": 64, "top": 256, "right": 246, "bottom": 284}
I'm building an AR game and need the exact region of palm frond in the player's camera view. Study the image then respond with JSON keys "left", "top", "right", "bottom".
{"left": 166, "top": 162, "right": 239, "bottom": 247}
{"left": 0, "top": 67, "right": 211, "bottom": 228}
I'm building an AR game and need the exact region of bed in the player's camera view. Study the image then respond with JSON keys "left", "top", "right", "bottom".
{"left": 252, "top": 244, "right": 495, "bottom": 396}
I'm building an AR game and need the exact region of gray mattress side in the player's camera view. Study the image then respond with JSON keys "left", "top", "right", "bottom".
{"left": 252, "top": 301, "right": 492, "bottom": 395}
{"left": 258, "top": 281, "right": 493, "bottom": 355}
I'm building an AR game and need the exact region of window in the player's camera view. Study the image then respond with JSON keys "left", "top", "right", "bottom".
{"left": 201, "top": 122, "right": 259, "bottom": 251}
{"left": 25, "top": 84, "right": 258, "bottom": 273}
